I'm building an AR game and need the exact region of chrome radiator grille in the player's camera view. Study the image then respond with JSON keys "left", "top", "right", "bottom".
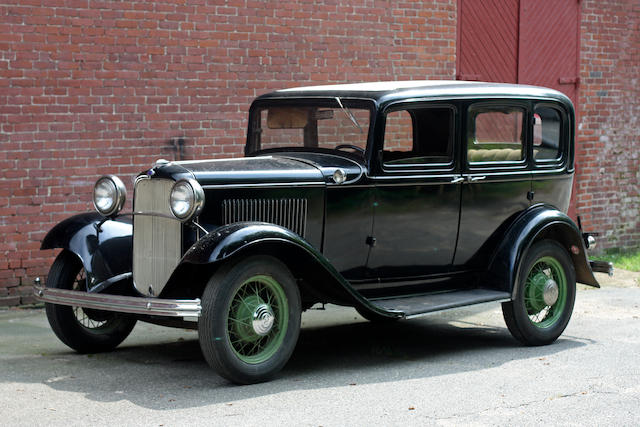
{"left": 132, "top": 178, "right": 181, "bottom": 297}
{"left": 222, "top": 198, "right": 308, "bottom": 237}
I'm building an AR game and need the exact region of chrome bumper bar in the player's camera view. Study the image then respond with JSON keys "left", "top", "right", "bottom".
{"left": 590, "top": 260, "right": 614, "bottom": 277}
{"left": 34, "top": 284, "right": 201, "bottom": 318}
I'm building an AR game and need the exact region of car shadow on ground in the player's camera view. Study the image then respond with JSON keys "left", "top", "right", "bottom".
{"left": 2, "top": 308, "right": 589, "bottom": 410}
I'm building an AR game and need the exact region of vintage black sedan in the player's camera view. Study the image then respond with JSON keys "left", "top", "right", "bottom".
{"left": 35, "top": 81, "right": 612, "bottom": 384}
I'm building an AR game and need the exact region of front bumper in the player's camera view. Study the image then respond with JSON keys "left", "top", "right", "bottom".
{"left": 34, "top": 283, "right": 201, "bottom": 319}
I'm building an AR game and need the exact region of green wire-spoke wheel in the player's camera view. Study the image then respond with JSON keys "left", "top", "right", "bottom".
{"left": 502, "top": 240, "right": 576, "bottom": 346}
{"left": 524, "top": 257, "right": 567, "bottom": 328}
{"left": 227, "top": 275, "right": 289, "bottom": 364}
{"left": 199, "top": 256, "right": 301, "bottom": 384}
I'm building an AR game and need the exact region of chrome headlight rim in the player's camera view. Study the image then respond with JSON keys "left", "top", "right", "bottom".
{"left": 169, "top": 178, "right": 204, "bottom": 222}
{"left": 93, "top": 175, "right": 126, "bottom": 217}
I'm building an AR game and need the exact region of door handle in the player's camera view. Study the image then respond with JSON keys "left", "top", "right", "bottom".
{"left": 450, "top": 176, "right": 464, "bottom": 183}
{"left": 469, "top": 175, "right": 486, "bottom": 182}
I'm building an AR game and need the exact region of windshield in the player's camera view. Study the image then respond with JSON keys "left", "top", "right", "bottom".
{"left": 246, "top": 99, "right": 372, "bottom": 157}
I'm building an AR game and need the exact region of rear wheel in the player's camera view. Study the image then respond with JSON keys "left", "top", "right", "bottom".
{"left": 198, "top": 256, "right": 301, "bottom": 384}
{"left": 45, "top": 250, "right": 136, "bottom": 353}
{"left": 502, "top": 240, "right": 576, "bottom": 346}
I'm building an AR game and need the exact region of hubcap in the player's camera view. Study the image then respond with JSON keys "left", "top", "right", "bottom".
{"left": 543, "top": 279, "right": 559, "bottom": 306}
{"left": 252, "top": 304, "right": 275, "bottom": 336}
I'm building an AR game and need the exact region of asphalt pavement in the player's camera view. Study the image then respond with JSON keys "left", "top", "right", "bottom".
{"left": 1, "top": 272, "right": 639, "bottom": 426}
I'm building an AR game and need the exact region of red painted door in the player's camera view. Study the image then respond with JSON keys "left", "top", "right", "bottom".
{"left": 518, "top": 0, "right": 580, "bottom": 104}
{"left": 457, "top": 0, "right": 581, "bottom": 217}
{"left": 457, "top": 0, "right": 520, "bottom": 83}
{"left": 458, "top": 0, "right": 580, "bottom": 99}
{"left": 518, "top": 0, "right": 580, "bottom": 218}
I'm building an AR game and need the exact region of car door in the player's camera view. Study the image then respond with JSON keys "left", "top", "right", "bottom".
{"left": 454, "top": 101, "right": 532, "bottom": 268}
{"left": 367, "top": 104, "right": 462, "bottom": 283}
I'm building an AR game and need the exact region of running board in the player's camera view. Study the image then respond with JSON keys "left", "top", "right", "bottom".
{"left": 369, "top": 289, "right": 511, "bottom": 319}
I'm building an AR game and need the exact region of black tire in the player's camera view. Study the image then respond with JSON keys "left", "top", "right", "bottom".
{"left": 198, "top": 256, "right": 301, "bottom": 384}
{"left": 355, "top": 306, "right": 399, "bottom": 323}
{"left": 44, "top": 250, "right": 136, "bottom": 353}
{"left": 502, "top": 240, "right": 576, "bottom": 346}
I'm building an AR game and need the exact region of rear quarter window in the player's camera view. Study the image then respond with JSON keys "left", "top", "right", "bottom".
{"left": 533, "top": 105, "right": 563, "bottom": 162}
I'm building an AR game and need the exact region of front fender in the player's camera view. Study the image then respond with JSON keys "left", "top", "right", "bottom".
{"left": 487, "top": 205, "right": 599, "bottom": 295}
{"left": 41, "top": 212, "right": 133, "bottom": 292}
{"left": 161, "top": 222, "right": 400, "bottom": 319}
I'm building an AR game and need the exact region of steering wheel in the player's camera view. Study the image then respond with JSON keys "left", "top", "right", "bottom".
{"left": 335, "top": 144, "right": 365, "bottom": 154}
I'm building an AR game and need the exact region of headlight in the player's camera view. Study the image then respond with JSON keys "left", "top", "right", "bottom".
{"left": 169, "top": 179, "right": 204, "bottom": 221}
{"left": 93, "top": 175, "right": 126, "bottom": 217}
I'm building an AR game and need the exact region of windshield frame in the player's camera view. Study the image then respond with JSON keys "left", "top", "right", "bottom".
{"left": 245, "top": 97, "right": 377, "bottom": 163}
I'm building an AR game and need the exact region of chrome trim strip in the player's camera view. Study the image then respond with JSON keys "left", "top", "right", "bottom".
{"left": 34, "top": 284, "right": 201, "bottom": 318}
{"left": 202, "top": 182, "right": 324, "bottom": 189}
{"left": 173, "top": 156, "right": 273, "bottom": 165}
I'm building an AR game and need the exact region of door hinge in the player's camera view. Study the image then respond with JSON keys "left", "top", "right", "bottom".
{"left": 366, "top": 236, "right": 377, "bottom": 247}
{"left": 527, "top": 190, "right": 535, "bottom": 201}
{"left": 558, "top": 76, "right": 580, "bottom": 85}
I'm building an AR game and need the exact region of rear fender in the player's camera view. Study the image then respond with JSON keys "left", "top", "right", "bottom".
{"left": 161, "top": 222, "right": 400, "bottom": 319}
{"left": 41, "top": 212, "right": 133, "bottom": 292}
{"left": 487, "top": 205, "right": 600, "bottom": 296}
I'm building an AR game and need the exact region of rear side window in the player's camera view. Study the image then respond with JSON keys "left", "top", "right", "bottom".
{"left": 382, "top": 107, "right": 454, "bottom": 166}
{"left": 533, "top": 105, "right": 562, "bottom": 161}
{"left": 468, "top": 106, "right": 525, "bottom": 163}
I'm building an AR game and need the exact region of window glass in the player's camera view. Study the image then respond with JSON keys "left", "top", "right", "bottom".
{"left": 253, "top": 103, "right": 370, "bottom": 156}
{"left": 533, "top": 106, "right": 562, "bottom": 161}
{"left": 382, "top": 107, "right": 453, "bottom": 166}
{"left": 468, "top": 106, "right": 524, "bottom": 163}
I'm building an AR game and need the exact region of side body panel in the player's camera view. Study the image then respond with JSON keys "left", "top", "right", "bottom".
{"left": 322, "top": 186, "right": 374, "bottom": 281}
{"left": 370, "top": 178, "right": 460, "bottom": 278}
{"left": 162, "top": 222, "right": 401, "bottom": 319}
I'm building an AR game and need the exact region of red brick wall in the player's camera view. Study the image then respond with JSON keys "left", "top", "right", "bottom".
{"left": 576, "top": 0, "right": 640, "bottom": 250}
{"left": 0, "top": 1, "right": 457, "bottom": 305}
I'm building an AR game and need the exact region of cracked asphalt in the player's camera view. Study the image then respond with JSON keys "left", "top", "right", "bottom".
{"left": 1, "top": 272, "right": 639, "bottom": 426}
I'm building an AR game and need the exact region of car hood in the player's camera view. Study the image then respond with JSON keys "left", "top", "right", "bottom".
{"left": 150, "top": 156, "right": 324, "bottom": 186}
{"left": 148, "top": 153, "right": 364, "bottom": 186}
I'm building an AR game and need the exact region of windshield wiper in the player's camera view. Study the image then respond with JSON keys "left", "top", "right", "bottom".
{"left": 335, "top": 97, "right": 363, "bottom": 133}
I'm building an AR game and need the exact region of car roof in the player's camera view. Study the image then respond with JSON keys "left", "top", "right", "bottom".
{"left": 254, "top": 80, "right": 573, "bottom": 110}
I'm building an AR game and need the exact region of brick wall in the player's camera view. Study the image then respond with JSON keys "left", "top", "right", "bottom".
{"left": 576, "top": 0, "right": 640, "bottom": 250}
{"left": 0, "top": 1, "right": 457, "bottom": 305}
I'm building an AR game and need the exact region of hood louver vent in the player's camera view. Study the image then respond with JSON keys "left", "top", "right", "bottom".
{"left": 222, "top": 198, "right": 308, "bottom": 237}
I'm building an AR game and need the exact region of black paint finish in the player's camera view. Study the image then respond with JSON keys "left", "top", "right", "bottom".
{"left": 41, "top": 212, "right": 133, "bottom": 292}
{"left": 41, "top": 81, "right": 599, "bottom": 320}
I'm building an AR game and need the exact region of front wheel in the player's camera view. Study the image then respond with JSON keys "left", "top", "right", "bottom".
{"left": 198, "top": 256, "right": 301, "bottom": 384}
{"left": 45, "top": 250, "right": 137, "bottom": 353}
{"left": 502, "top": 240, "right": 576, "bottom": 346}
